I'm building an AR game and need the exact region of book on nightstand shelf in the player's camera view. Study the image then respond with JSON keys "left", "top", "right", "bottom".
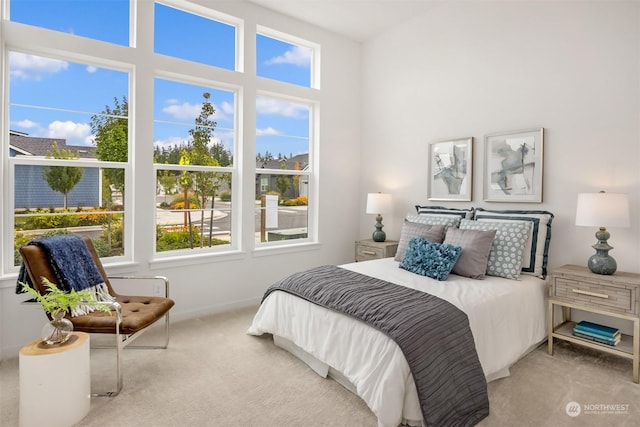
{"left": 572, "top": 330, "right": 620, "bottom": 346}
{"left": 572, "top": 320, "right": 621, "bottom": 346}
{"left": 574, "top": 320, "right": 620, "bottom": 337}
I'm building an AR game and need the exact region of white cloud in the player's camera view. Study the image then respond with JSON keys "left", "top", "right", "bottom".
{"left": 154, "top": 136, "right": 189, "bottom": 151}
{"left": 220, "top": 101, "right": 234, "bottom": 115}
{"left": 86, "top": 65, "right": 97, "bottom": 73}
{"left": 256, "top": 127, "right": 281, "bottom": 136}
{"left": 46, "top": 121, "right": 92, "bottom": 146}
{"left": 162, "top": 99, "right": 233, "bottom": 122}
{"left": 265, "top": 46, "right": 311, "bottom": 67}
{"left": 162, "top": 100, "right": 202, "bottom": 121}
{"left": 9, "top": 52, "right": 68, "bottom": 81}
{"left": 256, "top": 97, "right": 308, "bottom": 119}
{"left": 15, "top": 119, "right": 39, "bottom": 129}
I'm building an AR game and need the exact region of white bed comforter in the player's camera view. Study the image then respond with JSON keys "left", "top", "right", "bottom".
{"left": 247, "top": 258, "right": 548, "bottom": 426}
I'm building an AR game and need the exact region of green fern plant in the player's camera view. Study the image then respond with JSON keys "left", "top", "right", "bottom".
{"left": 20, "top": 278, "right": 112, "bottom": 316}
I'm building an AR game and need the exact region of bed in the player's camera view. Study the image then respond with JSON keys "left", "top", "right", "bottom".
{"left": 247, "top": 207, "right": 553, "bottom": 426}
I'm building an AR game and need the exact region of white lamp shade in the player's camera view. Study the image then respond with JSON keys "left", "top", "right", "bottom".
{"left": 575, "top": 192, "right": 630, "bottom": 228}
{"left": 366, "top": 193, "right": 392, "bottom": 214}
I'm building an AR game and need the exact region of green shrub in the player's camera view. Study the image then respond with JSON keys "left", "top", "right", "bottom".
{"left": 101, "top": 217, "right": 123, "bottom": 249}
{"left": 156, "top": 225, "right": 228, "bottom": 252}
{"left": 41, "top": 229, "right": 71, "bottom": 238}
{"left": 219, "top": 190, "right": 231, "bottom": 202}
{"left": 24, "top": 209, "right": 80, "bottom": 229}
{"left": 91, "top": 238, "right": 111, "bottom": 257}
{"left": 14, "top": 232, "right": 32, "bottom": 266}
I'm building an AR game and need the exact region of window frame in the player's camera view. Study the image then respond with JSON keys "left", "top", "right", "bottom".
{"left": 0, "top": 0, "right": 322, "bottom": 278}
{"left": 253, "top": 90, "right": 318, "bottom": 248}
{"left": 256, "top": 25, "right": 321, "bottom": 89}
{"left": 2, "top": 44, "right": 134, "bottom": 274}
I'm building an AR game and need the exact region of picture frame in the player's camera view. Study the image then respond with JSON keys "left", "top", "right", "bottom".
{"left": 428, "top": 137, "right": 473, "bottom": 201}
{"left": 483, "top": 128, "right": 544, "bottom": 203}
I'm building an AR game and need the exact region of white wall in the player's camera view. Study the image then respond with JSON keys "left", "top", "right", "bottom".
{"left": 0, "top": 2, "right": 362, "bottom": 360}
{"left": 359, "top": 1, "right": 640, "bottom": 275}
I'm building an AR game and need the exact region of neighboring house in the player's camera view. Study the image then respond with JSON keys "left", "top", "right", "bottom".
{"left": 9, "top": 130, "right": 100, "bottom": 209}
{"left": 256, "top": 153, "right": 309, "bottom": 199}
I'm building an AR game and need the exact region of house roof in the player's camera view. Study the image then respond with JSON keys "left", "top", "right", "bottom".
{"left": 9, "top": 130, "right": 96, "bottom": 159}
{"left": 257, "top": 153, "right": 309, "bottom": 170}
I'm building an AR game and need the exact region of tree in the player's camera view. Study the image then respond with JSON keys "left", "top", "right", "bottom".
{"left": 185, "top": 92, "right": 227, "bottom": 247}
{"left": 157, "top": 169, "right": 177, "bottom": 202}
{"left": 178, "top": 149, "right": 193, "bottom": 230}
{"left": 274, "top": 163, "right": 291, "bottom": 197}
{"left": 42, "top": 141, "right": 84, "bottom": 209}
{"left": 90, "top": 96, "right": 128, "bottom": 198}
{"left": 292, "top": 161, "right": 301, "bottom": 197}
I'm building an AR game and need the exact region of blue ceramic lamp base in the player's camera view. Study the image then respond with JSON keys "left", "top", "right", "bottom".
{"left": 372, "top": 214, "right": 386, "bottom": 242}
{"left": 587, "top": 227, "right": 617, "bottom": 275}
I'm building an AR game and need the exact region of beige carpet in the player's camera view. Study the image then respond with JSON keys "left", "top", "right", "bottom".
{"left": 1, "top": 306, "right": 639, "bottom": 426}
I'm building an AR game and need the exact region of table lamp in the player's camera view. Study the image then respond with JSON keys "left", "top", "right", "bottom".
{"left": 575, "top": 191, "right": 630, "bottom": 275}
{"left": 366, "top": 193, "right": 392, "bottom": 242}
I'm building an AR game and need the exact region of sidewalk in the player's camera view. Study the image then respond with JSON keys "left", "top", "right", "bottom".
{"left": 155, "top": 208, "right": 227, "bottom": 227}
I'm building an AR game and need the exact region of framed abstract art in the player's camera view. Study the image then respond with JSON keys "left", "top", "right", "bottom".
{"left": 483, "top": 128, "right": 544, "bottom": 203}
{"left": 428, "top": 137, "right": 473, "bottom": 201}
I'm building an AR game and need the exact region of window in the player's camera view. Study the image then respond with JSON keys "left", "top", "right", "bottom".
{"left": 9, "top": 0, "right": 130, "bottom": 46}
{"left": 256, "top": 30, "right": 314, "bottom": 88}
{"left": 255, "top": 95, "right": 312, "bottom": 245}
{"left": 7, "top": 51, "right": 130, "bottom": 267}
{"left": 1, "top": 0, "right": 321, "bottom": 275}
{"left": 153, "top": 78, "right": 236, "bottom": 255}
{"left": 154, "top": 3, "right": 236, "bottom": 70}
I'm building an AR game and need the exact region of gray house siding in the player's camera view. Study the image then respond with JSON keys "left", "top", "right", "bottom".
{"left": 10, "top": 133, "right": 101, "bottom": 209}
{"left": 255, "top": 154, "right": 309, "bottom": 199}
{"left": 14, "top": 164, "right": 100, "bottom": 209}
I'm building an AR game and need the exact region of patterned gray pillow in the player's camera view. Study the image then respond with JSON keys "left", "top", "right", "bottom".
{"left": 405, "top": 213, "right": 461, "bottom": 228}
{"left": 459, "top": 219, "right": 532, "bottom": 280}
{"left": 395, "top": 220, "right": 447, "bottom": 262}
{"left": 443, "top": 228, "right": 497, "bottom": 279}
{"left": 473, "top": 209, "right": 554, "bottom": 279}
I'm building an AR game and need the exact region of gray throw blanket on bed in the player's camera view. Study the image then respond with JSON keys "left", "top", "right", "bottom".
{"left": 262, "top": 265, "right": 489, "bottom": 427}
{"left": 16, "top": 234, "right": 114, "bottom": 316}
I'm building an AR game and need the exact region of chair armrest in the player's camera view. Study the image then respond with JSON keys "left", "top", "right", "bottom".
{"left": 95, "top": 300, "right": 123, "bottom": 324}
{"left": 108, "top": 276, "right": 170, "bottom": 298}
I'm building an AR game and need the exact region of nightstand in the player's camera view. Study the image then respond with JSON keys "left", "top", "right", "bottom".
{"left": 548, "top": 264, "right": 640, "bottom": 383}
{"left": 355, "top": 239, "right": 398, "bottom": 262}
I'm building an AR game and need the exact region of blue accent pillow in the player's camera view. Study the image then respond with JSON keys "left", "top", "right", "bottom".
{"left": 399, "top": 237, "right": 462, "bottom": 281}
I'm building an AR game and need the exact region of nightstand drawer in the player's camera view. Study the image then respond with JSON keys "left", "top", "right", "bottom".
{"left": 552, "top": 277, "right": 633, "bottom": 313}
{"left": 354, "top": 239, "right": 398, "bottom": 262}
{"left": 356, "top": 245, "right": 384, "bottom": 260}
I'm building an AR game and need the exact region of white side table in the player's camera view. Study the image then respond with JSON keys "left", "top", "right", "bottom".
{"left": 19, "top": 332, "right": 91, "bottom": 427}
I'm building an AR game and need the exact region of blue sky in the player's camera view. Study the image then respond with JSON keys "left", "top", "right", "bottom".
{"left": 8, "top": 0, "right": 312, "bottom": 158}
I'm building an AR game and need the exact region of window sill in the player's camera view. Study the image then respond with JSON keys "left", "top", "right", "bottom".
{"left": 252, "top": 241, "right": 321, "bottom": 257}
{"left": 149, "top": 250, "right": 247, "bottom": 270}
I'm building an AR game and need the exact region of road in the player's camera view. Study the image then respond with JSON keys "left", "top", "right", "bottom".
{"left": 156, "top": 199, "right": 308, "bottom": 239}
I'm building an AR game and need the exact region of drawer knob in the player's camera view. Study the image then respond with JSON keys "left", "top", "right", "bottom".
{"left": 572, "top": 288, "right": 609, "bottom": 299}
{"left": 362, "top": 250, "right": 376, "bottom": 255}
